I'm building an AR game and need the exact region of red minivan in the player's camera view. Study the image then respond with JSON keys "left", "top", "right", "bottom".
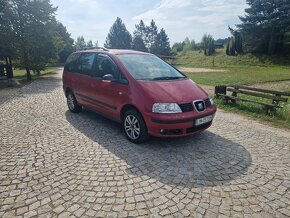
{"left": 63, "top": 48, "right": 216, "bottom": 143}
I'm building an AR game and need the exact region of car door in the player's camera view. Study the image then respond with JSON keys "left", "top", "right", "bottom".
{"left": 88, "top": 54, "right": 130, "bottom": 120}
{"left": 73, "top": 52, "right": 98, "bottom": 109}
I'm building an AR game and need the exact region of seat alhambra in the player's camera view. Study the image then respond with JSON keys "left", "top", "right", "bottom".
{"left": 63, "top": 48, "right": 216, "bottom": 143}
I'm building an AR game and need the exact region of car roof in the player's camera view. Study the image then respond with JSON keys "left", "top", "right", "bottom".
{"left": 74, "top": 48, "right": 150, "bottom": 56}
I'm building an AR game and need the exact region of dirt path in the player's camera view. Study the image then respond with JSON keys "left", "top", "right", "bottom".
{"left": 178, "top": 67, "right": 226, "bottom": 73}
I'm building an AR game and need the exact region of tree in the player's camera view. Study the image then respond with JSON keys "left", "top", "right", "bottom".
{"left": 87, "top": 40, "right": 93, "bottom": 48}
{"left": 226, "top": 27, "right": 243, "bottom": 56}
{"left": 0, "top": 0, "right": 73, "bottom": 80}
{"left": 171, "top": 42, "right": 184, "bottom": 54}
{"left": 133, "top": 20, "right": 147, "bottom": 51}
{"left": 202, "top": 34, "right": 215, "bottom": 56}
{"left": 152, "top": 28, "right": 171, "bottom": 56}
{"left": 6, "top": 0, "right": 58, "bottom": 80}
{"left": 238, "top": 0, "right": 290, "bottom": 54}
{"left": 145, "top": 20, "right": 158, "bottom": 52}
{"left": 75, "top": 36, "right": 86, "bottom": 50}
{"left": 132, "top": 35, "right": 147, "bottom": 52}
{"left": 94, "top": 41, "right": 99, "bottom": 47}
{"left": 104, "top": 17, "right": 132, "bottom": 49}
{"left": 48, "top": 21, "right": 74, "bottom": 63}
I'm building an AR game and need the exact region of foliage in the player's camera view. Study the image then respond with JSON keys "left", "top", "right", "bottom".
{"left": 153, "top": 28, "right": 171, "bottom": 56}
{"left": 104, "top": 17, "right": 132, "bottom": 49}
{"left": 226, "top": 27, "right": 243, "bottom": 56}
{"left": 201, "top": 34, "right": 215, "bottom": 56}
{"left": 238, "top": 0, "right": 290, "bottom": 54}
{"left": 130, "top": 19, "right": 171, "bottom": 55}
{"left": 75, "top": 36, "right": 86, "bottom": 50}
{"left": 0, "top": 0, "right": 74, "bottom": 80}
{"left": 132, "top": 35, "right": 147, "bottom": 52}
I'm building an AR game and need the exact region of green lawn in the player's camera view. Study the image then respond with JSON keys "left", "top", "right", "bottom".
{"left": 183, "top": 66, "right": 290, "bottom": 86}
{"left": 173, "top": 49, "right": 290, "bottom": 68}
{"left": 13, "top": 68, "right": 58, "bottom": 80}
{"left": 173, "top": 49, "right": 290, "bottom": 129}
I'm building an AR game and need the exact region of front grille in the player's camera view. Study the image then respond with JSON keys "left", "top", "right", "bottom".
{"left": 204, "top": 98, "right": 211, "bottom": 107}
{"left": 194, "top": 100, "right": 206, "bottom": 112}
{"left": 179, "top": 103, "right": 194, "bottom": 112}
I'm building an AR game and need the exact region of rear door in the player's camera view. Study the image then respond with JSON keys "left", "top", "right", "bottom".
{"left": 73, "top": 52, "right": 98, "bottom": 108}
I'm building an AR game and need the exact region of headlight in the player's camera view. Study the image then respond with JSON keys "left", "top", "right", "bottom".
{"left": 152, "top": 103, "right": 182, "bottom": 113}
{"left": 210, "top": 98, "right": 214, "bottom": 105}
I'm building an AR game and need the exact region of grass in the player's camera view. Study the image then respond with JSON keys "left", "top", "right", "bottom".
{"left": 0, "top": 67, "right": 58, "bottom": 89}
{"left": 13, "top": 68, "right": 58, "bottom": 80}
{"left": 173, "top": 49, "right": 290, "bottom": 129}
{"left": 214, "top": 97, "right": 290, "bottom": 129}
{"left": 183, "top": 66, "right": 290, "bottom": 86}
{"left": 173, "top": 49, "right": 290, "bottom": 68}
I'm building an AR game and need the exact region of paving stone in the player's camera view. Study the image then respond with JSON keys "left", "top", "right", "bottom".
{"left": 0, "top": 71, "right": 290, "bottom": 217}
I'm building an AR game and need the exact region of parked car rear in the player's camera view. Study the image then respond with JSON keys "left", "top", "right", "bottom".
{"left": 63, "top": 48, "right": 216, "bottom": 143}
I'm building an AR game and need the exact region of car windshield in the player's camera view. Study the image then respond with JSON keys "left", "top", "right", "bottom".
{"left": 116, "top": 54, "right": 186, "bottom": 81}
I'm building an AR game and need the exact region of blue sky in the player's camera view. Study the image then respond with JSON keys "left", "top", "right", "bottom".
{"left": 50, "top": 0, "right": 248, "bottom": 46}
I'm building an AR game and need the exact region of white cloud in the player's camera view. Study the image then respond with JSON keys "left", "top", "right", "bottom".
{"left": 51, "top": 0, "right": 248, "bottom": 45}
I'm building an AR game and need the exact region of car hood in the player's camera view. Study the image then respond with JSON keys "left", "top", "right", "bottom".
{"left": 138, "top": 79, "right": 208, "bottom": 103}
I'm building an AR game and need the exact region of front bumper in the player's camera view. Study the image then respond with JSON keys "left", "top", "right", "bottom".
{"left": 144, "top": 105, "right": 217, "bottom": 137}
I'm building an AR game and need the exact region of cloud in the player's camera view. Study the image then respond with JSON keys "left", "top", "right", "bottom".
{"left": 51, "top": 0, "right": 248, "bottom": 45}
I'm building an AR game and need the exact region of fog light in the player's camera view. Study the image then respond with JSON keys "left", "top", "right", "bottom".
{"left": 160, "top": 129, "right": 165, "bottom": 133}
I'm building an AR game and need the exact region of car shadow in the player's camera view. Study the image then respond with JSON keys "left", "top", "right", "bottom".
{"left": 65, "top": 109, "right": 252, "bottom": 188}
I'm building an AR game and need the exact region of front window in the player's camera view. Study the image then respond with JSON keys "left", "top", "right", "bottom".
{"left": 117, "top": 54, "right": 186, "bottom": 81}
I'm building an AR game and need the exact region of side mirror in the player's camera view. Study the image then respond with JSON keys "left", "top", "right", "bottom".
{"left": 102, "top": 74, "right": 114, "bottom": 83}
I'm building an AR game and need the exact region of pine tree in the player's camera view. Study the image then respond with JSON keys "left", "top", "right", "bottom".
{"left": 75, "top": 36, "right": 86, "bottom": 50}
{"left": 132, "top": 35, "right": 147, "bottom": 52}
{"left": 146, "top": 20, "right": 158, "bottom": 53}
{"left": 132, "top": 20, "right": 147, "bottom": 52}
{"left": 104, "top": 17, "right": 132, "bottom": 49}
{"left": 154, "top": 28, "right": 171, "bottom": 56}
{"left": 202, "top": 34, "right": 215, "bottom": 56}
{"left": 238, "top": 0, "right": 290, "bottom": 54}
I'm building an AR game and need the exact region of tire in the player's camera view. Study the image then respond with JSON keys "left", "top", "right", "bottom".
{"left": 67, "top": 91, "right": 82, "bottom": 113}
{"left": 122, "top": 110, "right": 148, "bottom": 144}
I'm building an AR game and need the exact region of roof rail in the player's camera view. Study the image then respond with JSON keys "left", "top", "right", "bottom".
{"left": 78, "top": 47, "right": 109, "bottom": 51}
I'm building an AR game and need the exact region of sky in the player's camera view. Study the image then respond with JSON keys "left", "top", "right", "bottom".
{"left": 50, "top": 0, "right": 248, "bottom": 46}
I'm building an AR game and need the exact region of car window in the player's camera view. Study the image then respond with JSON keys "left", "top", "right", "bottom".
{"left": 117, "top": 54, "right": 186, "bottom": 81}
{"left": 79, "top": 53, "right": 97, "bottom": 76}
{"left": 94, "top": 55, "right": 128, "bottom": 84}
{"left": 64, "top": 53, "right": 81, "bottom": 73}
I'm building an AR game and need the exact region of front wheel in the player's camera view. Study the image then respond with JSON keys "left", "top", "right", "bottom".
{"left": 122, "top": 110, "right": 148, "bottom": 144}
{"left": 67, "top": 91, "right": 82, "bottom": 113}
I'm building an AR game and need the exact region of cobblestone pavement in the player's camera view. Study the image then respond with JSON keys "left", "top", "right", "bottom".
{"left": 0, "top": 72, "right": 290, "bottom": 218}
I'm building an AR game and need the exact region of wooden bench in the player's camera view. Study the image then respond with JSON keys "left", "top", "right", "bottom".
{"left": 215, "top": 85, "right": 290, "bottom": 114}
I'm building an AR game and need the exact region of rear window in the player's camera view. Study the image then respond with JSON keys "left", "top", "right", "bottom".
{"left": 64, "top": 53, "right": 81, "bottom": 72}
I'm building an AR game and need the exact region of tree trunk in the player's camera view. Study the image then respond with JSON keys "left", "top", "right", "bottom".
{"left": 268, "top": 28, "right": 276, "bottom": 55}
{"left": 26, "top": 67, "right": 32, "bottom": 81}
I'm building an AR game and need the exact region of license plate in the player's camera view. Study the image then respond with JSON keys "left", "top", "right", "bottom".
{"left": 195, "top": 115, "right": 213, "bottom": 126}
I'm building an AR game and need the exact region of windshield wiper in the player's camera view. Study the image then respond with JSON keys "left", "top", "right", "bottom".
{"left": 152, "top": 76, "right": 185, "bottom": 80}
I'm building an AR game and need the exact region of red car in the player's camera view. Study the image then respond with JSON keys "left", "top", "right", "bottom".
{"left": 63, "top": 48, "right": 216, "bottom": 143}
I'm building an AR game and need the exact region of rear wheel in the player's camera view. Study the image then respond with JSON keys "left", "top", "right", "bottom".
{"left": 122, "top": 110, "right": 148, "bottom": 144}
{"left": 67, "top": 91, "right": 82, "bottom": 113}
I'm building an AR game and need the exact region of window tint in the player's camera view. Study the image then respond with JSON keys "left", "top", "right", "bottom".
{"left": 94, "top": 55, "right": 128, "bottom": 84}
{"left": 79, "top": 53, "right": 97, "bottom": 76}
{"left": 64, "top": 53, "right": 81, "bottom": 72}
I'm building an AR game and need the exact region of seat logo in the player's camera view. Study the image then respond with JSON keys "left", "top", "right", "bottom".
{"left": 198, "top": 103, "right": 204, "bottom": 110}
